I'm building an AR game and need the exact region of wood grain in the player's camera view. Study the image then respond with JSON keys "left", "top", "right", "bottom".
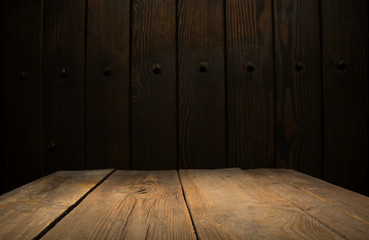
{"left": 0, "top": 169, "right": 113, "bottom": 240}
{"left": 85, "top": 0, "right": 130, "bottom": 169}
{"left": 268, "top": 169, "right": 369, "bottom": 224}
{"left": 180, "top": 168, "right": 343, "bottom": 239}
{"left": 226, "top": 0, "right": 275, "bottom": 169}
{"left": 274, "top": 0, "right": 322, "bottom": 177}
{"left": 178, "top": 0, "right": 226, "bottom": 169}
{"left": 131, "top": 0, "right": 177, "bottom": 169}
{"left": 322, "top": 0, "right": 369, "bottom": 195}
{"left": 0, "top": 0, "right": 43, "bottom": 194}
{"left": 42, "top": 0, "right": 87, "bottom": 172}
{"left": 42, "top": 170, "right": 196, "bottom": 240}
{"left": 247, "top": 169, "right": 369, "bottom": 239}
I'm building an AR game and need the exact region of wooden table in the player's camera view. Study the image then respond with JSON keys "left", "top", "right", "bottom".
{"left": 1, "top": 168, "right": 369, "bottom": 239}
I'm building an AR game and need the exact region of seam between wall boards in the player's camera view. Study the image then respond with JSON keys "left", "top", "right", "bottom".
{"left": 129, "top": 0, "right": 133, "bottom": 170}
{"left": 271, "top": 0, "right": 277, "bottom": 168}
{"left": 83, "top": 0, "right": 88, "bottom": 169}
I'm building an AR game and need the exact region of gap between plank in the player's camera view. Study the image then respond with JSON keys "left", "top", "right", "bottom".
{"left": 32, "top": 169, "right": 116, "bottom": 240}
{"left": 177, "top": 170, "right": 199, "bottom": 240}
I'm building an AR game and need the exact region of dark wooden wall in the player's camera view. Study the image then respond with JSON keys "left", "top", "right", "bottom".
{"left": 0, "top": 0, "right": 368, "bottom": 196}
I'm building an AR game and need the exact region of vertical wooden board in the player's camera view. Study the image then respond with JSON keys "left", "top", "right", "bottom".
{"left": 0, "top": 0, "right": 43, "bottom": 194}
{"left": 226, "top": 0, "right": 275, "bottom": 169}
{"left": 42, "top": 171, "right": 196, "bottom": 240}
{"left": 274, "top": 0, "right": 322, "bottom": 177}
{"left": 131, "top": 0, "right": 177, "bottom": 169}
{"left": 86, "top": 0, "right": 130, "bottom": 169}
{"left": 42, "top": 0, "right": 86, "bottom": 172}
{"left": 0, "top": 169, "right": 113, "bottom": 239}
{"left": 322, "top": 0, "right": 369, "bottom": 195}
{"left": 178, "top": 0, "right": 226, "bottom": 169}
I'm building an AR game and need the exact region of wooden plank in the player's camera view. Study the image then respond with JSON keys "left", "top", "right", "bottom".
{"left": 42, "top": 170, "right": 196, "bottom": 239}
{"left": 180, "top": 168, "right": 344, "bottom": 239}
{"left": 274, "top": 0, "right": 322, "bottom": 177}
{"left": 0, "top": 169, "right": 113, "bottom": 240}
{"left": 267, "top": 169, "right": 369, "bottom": 223}
{"left": 0, "top": 0, "right": 43, "bottom": 194}
{"left": 42, "top": 0, "right": 86, "bottom": 172}
{"left": 178, "top": 0, "right": 226, "bottom": 169}
{"left": 131, "top": 0, "right": 177, "bottom": 169}
{"left": 247, "top": 169, "right": 369, "bottom": 239}
{"left": 226, "top": 0, "right": 275, "bottom": 169}
{"left": 322, "top": 0, "right": 369, "bottom": 195}
{"left": 85, "top": 0, "right": 130, "bottom": 169}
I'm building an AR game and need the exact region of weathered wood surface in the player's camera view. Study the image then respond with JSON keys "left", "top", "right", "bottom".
{"left": 179, "top": 168, "right": 356, "bottom": 239}
{"left": 42, "top": 170, "right": 196, "bottom": 239}
{"left": 2, "top": 169, "right": 369, "bottom": 239}
{"left": 0, "top": 169, "right": 113, "bottom": 240}
{"left": 263, "top": 169, "right": 369, "bottom": 227}
{"left": 248, "top": 169, "right": 369, "bottom": 239}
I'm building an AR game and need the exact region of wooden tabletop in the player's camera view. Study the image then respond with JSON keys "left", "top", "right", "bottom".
{"left": 1, "top": 168, "right": 369, "bottom": 239}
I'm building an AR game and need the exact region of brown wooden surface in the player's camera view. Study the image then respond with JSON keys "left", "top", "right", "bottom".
{"left": 0, "top": 0, "right": 43, "bottom": 194}
{"left": 42, "top": 170, "right": 196, "bottom": 240}
{"left": 178, "top": 0, "right": 226, "bottom": 169}
{"left": 274, "top": 0, "right": 322, "bottom": 177}
{"left": 267, "top": 169, "right": 369, "bottom": 224}
{"left": 0, "top": 169, "right": 112, "bottom": 240}
{"left": 322, "top": 0, "right": 369, "bottom": 195}
{"left": 226, "top": 0, "right": 275, "bottom": 169}
{"left": 248, "top": 169, "right": 369, "bottom": 239}
{"left": 85, "top": 0, "right": 130, "bottom": 169}
{"left": 131, "top": 0, "right": 177, "bottom": 169}
{"left": 2, "top": 169, "right": 369, "bottom": 239}
{"left": 42, "top": 0, "right": 86, "bottom": 172}
{"left": 180, "top": 168, "right": 351, "bottom": 239}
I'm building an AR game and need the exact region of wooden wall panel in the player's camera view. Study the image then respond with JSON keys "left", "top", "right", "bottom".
{"left": 42, "top": 0, "right": 86, "bottom": 173}
{"left": 0, "top": 0, "right": 43, "bottom": 194}
{"left": 131, "top": 0, "right": 177, "bottom": 169}
{"left": 322, "top": 0, "right": 369, "bottom": 195}
{"left": 274, "top": 0, "right": 322, "bottom": 177}
{"left": 85, "top": 0, "right": 130, "bottom": 169}
{"left": 226, "top": 0, "right": 275, "bottom": 169}
{"left": 178, "top": 0, "right": 226, "bottom": 169}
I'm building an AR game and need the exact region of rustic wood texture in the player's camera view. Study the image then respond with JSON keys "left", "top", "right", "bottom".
{"left": 322, "top": 0, "right": 369, "bottom": 195}
{"left": 274, "top": 0, "right": 322, "bottom": 177}
{"left": 42, "top": 170, "right": 196, "bottom": 240}
{"left": 131, "top": 0, "right": 177, "bottom": 169}
{"left": 0, "top": 0, "right": 43, "bottom": 194}
{"left": 179, "top": 168, "right": 345, "bottom": 239}
{"left": 267, "top": 169, "right": 369, "bottom": 224}
{"left": 248, "top": 169, "right": 369, "bottom": 239}
{"left": 85, "top": 0, "right": 130, "bottom": 169}
{"left": 42, "top": 0, "right": 86, "bottom": 172}
{"left": 226, "top": 0, "right": 275, "bottom": 169}
{"left": 0, "top": 169, "right": 112, "bottom": 240}
{"left": 178, "top": 0, "right": 226, "bottom": 169}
